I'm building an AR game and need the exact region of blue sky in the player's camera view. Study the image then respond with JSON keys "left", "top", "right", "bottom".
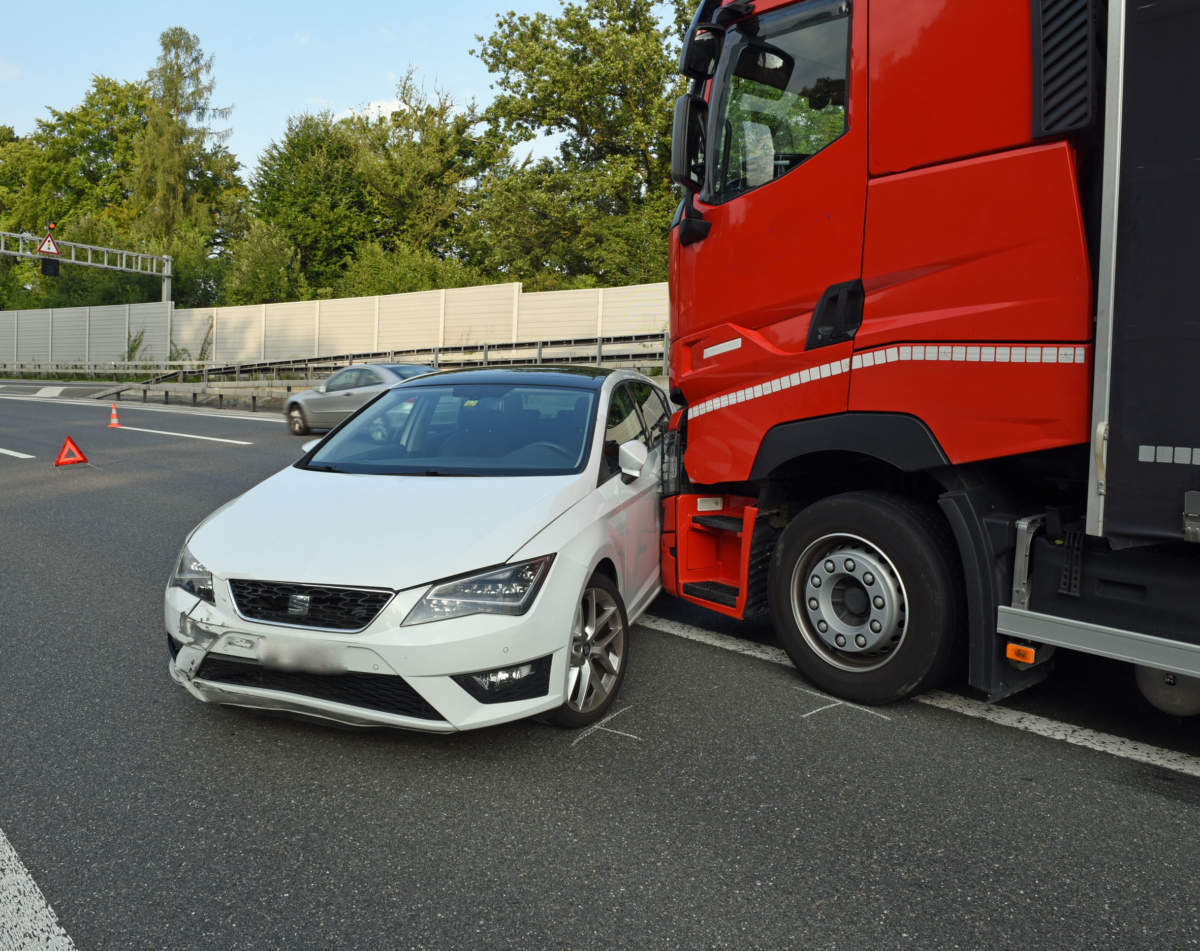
{"left": 0, "top": 0, "right": 563, "bottom": 176}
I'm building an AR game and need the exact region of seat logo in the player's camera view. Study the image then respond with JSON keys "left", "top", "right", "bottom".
{"left": 288, "top": 593, "right": 312, "bottom": 617}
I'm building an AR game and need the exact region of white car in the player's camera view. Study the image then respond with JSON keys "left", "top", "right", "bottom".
{"left": 165, "top": 367, "right": 670, "bottom": 732}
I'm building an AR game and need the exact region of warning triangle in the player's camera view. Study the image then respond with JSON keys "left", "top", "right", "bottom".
{"left": 37, "top": 234, "right": 60, "bottom": 256}
{"left": 54, "top": 436, "right": 87, "bottom": 467}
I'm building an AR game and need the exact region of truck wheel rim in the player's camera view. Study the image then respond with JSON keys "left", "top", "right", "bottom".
{"left": 789, "top": 532, "right": 907, "bottom": 673}
{"left": 566, "top": 586, "right": 625, "bottom": 714}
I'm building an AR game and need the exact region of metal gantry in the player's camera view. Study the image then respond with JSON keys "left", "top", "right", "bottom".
{"left": 0, "top": 230, "right": 172, "bottom": 301}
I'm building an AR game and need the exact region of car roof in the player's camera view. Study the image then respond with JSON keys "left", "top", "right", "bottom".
{"left": 401, "top": 366, "right": 619, "bottom": 390}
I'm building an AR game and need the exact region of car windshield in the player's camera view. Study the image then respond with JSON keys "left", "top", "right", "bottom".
{"left": 300, "top": 383, "right": 598, "bottom": 476}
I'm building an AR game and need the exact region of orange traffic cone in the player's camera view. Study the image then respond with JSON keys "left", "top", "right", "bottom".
{"left": 107, "top": 403, "right": 121, "bottom": 428}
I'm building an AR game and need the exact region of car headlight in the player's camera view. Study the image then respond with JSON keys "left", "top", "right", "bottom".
{"left": 169, "top": 543, "right": 215, "bottom": 604}
{"left": 402, "top": 555, "right": 554, "bottom": 626}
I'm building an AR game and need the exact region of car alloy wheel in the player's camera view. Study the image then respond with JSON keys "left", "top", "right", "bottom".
{"left": 550, "top": 574, "right": 629, "bottom": 727}
{"left": 288, "top": 406, "right": 309, "bottom": 435}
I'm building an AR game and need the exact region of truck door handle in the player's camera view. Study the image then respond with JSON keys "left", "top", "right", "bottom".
{"left": 805, "top": 279, "right": 865, "bottom": 350}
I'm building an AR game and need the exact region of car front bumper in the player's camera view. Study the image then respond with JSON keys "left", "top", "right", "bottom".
{"left": 163, "top": 563, "right": 581, "bottom": 733}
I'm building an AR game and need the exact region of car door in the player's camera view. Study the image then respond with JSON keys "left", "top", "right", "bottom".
{"left": 311, "top": 369, "right": 358, "bottom": 427}
{"left": 345, "top": 367, "right": 390, "bottom": 414}
{"left": 597, "top": 381, "right": 663, "bottom": 612}
{"left": 325, "top": 368, "right": 378, "bottom": 424}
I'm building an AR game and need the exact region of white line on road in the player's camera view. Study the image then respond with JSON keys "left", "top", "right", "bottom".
{"left": 917, "top": 690, "right": 1200, "bottom": 779}
{"left": 637, "top": 613, "right": 1200, "bottom": 778}
{"left": 0, "top": 448, "right": 34, "bottom": 460}
{"left": 33, "top": 387, "right": 64, "bottom": 398}
{"left": 0, "top": 827, "right": 75, "bottom": 950}
{"left": 115, "top": 425, "right": 252, "bottom": 446}
{"left": 0, "top": 395, "right": 283, "bottom": 424}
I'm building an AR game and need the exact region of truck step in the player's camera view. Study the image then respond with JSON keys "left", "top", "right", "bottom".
{"left": 692, "top": 515, "right": 744, "bottom": 532}
{"left": 682, "top": 581, "right": 739, "bottom": 608}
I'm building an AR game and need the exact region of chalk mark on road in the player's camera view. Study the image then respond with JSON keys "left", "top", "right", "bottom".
{"left": 0, "top": 448, "right": 34, "bottom": 460}
{"left": 572, "top": 705, "right": 640, "bottom": 747}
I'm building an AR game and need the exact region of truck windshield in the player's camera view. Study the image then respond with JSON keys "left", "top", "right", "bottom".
{"left": 709, "top": 0, "right": 849, "bottom": 203}
{"left": 299, "top": 383, "right": 597, "bottom": 476}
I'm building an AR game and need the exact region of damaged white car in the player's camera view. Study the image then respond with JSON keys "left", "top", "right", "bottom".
{"left": 165, "top": 367, "right": 668, "bottom": 732}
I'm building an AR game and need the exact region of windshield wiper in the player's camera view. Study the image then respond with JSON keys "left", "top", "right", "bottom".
{"left": 303, "top": 464, "right": 345, "bottom": 473}
{"left": 384, "top": 469, "right": 479, "bottom": 477}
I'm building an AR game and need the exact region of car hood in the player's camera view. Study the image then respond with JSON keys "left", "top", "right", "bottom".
{"left": 188, "top": 464, "right": 590, "bottom": 590}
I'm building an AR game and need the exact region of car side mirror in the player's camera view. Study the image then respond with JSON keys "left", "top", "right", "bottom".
{"left": 317, "top": 384, "right": 327, "bottom": 393}
{"left": 300, "top": 439, "right": 320, "bottom": 453}
{"left": 618, "top": 440, "right": 649, "bottom": 482}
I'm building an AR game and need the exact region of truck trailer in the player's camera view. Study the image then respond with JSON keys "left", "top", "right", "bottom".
{"left": 664, "top": 0, "right": 1200, "bottom": 713}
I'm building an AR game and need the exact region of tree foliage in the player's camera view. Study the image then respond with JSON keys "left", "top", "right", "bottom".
{"left": 2, "top": 3, "right": 692, "bottom": 312}
{"left": 463, "top": 0, "right": 688, "bottom": 288}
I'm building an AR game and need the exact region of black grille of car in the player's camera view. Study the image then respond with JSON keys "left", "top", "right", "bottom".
{"left": 228, "top": 580, "right": 393, "bottom": 631}
{"left": 195, "top": 654, "right": 443, "bottom": 721}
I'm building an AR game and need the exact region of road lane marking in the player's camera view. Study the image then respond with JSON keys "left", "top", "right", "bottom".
{"left": 115, "top": 425, "right": 252, "bottom": 446}
{"left": 917, "top": 691, "right": 1200, "bottom": 779}
{"left": 638, "top": 613, "right": 1200, "bottom": 778}
{"left": 0, "top": 827, "right": 76, "bottom": 950}
{"left": 0, "top": 395, "right": 284, "bottom": 424}
{"left": 0, "top": 448, "right": 34, "bottom": 459}
{"left": 33, "top": 386, "right": 64, "bottom": 397}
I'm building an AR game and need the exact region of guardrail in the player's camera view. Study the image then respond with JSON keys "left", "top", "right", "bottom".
{"left": 0, "top": 331, "right": 670, "bottom": 385}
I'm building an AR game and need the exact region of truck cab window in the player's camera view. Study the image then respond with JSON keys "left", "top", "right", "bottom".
{"left": 710, "top": 3, "right": 849, "bottom": 203}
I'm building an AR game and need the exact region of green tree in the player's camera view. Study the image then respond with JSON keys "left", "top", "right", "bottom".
{"left": 350, "top": 71, "right": 507, "bottom": 255}
{"left": 224, "top": 218, "right": 308, "bottom": 305}
{"left": 252, "top": 112, "right": 374, "bottom": 294}
{"left": 0, "top": 79, "right": 149, "bottom": 234}
{"left": 463, "top": 0, "right": 688, "bottom": 287}
{"left": 130, "top": 27, "right": 241, "bottom": 242}
{"left": 335, "top": 241, "right": 479, "bottom": 299}
{"left": 126, "top": 27, "right": 246, "bottom": 305}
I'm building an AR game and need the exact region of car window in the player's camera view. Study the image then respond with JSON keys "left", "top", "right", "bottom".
{"left": 600, "top": 383, "right": 647, "bottom": 483}
{"left": 302, "top": 383, "right": 597, "bottom": 476}
{"left": 359, "top": 368, "right": 385, "bottom": 386}
{"left": 324, "top": 370, "right": 356, "bottom": 392}
{"left": 630, "top": 381, "right": 669, "bottom": 450}
{"left": 386, "top": 365, "right": 434, "bottom": 380}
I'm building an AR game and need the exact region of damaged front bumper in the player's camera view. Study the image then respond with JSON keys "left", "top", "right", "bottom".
{"left": 164, "top": 585, "right": 568, "bottom": 733}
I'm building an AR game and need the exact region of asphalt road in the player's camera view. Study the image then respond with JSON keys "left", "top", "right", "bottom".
{"left": 2, "top": 393, "right": 1199, "bottom": 950}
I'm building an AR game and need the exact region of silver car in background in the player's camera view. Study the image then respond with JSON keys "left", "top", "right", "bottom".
{"left": 285, "top": 363, "right": 434, "bottom": 435}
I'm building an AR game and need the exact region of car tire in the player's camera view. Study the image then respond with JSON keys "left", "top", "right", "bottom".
{"left": 287, "top": 405, "right": 309, "bottom": 436}
{"left": 768, "top": 491, "right": 961, "bottom": 705}
{"left": 549, "top": 572, "right": 630, "bottom": 728}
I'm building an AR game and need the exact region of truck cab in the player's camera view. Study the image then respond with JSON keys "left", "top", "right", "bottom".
{"left": 665, "top": 0, "right": 1200, "bottom": 714}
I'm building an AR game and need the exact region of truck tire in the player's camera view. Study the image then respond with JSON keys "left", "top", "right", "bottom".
{"left": 768, "top": 491, "right": 961, "bottom": 704}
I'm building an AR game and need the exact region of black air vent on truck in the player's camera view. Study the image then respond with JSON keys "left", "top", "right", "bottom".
{"left": 1031, "top": 0, "right": 1097, "bottom": 138}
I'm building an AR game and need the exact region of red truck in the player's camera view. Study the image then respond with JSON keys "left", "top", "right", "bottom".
{"left": 664, "top": 0, "right": 1200, "bottom": 714}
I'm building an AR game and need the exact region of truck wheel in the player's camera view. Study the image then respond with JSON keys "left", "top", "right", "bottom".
{"left": 287, "top": 405, "right": 309, "bottom": 436}
{"left": 769, "top": 491, "right": 960, "bottom": 705}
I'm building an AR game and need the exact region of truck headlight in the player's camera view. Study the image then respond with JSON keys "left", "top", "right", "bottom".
{"left": 402, "top": 555, "right": 554, "bottom": 626}
{"left": 169, "top": 543, "right": 215, "bottom": 604}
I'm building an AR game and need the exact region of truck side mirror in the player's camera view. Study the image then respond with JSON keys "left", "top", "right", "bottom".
{"left": 671, "top": 94, "right": 708, "bottom": 193}
{"left": 681, "top": 26, "right": 724, "bottom": 80}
